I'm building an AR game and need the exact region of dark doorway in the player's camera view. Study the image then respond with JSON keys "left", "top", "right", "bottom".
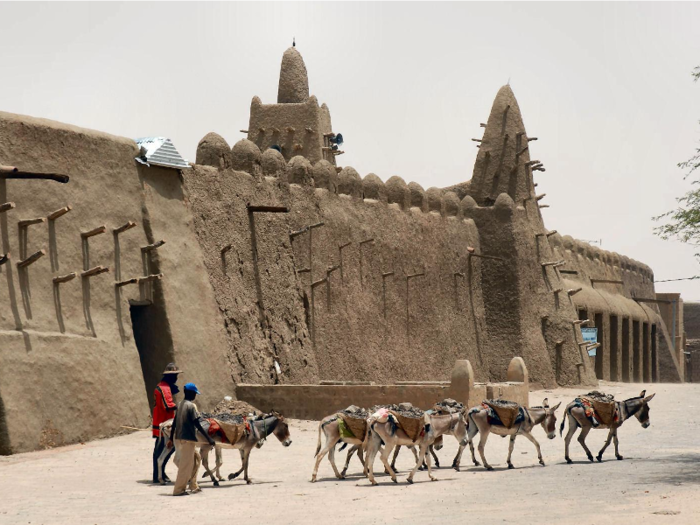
{"left": 610, "top": 315, "right": 619, "bottom": 381}
{"left": 594, "top": 313, "right": 604, "bottom": 379}
{"left": 633, "top": 320, "right": 641, "bottom": 382}
{"left": 0, "top": 394, "right": 10, "bottom": 455}
{"left": 622, "top": 318, "right": 630, "bottom": 382}
{"left": 643, "top": 322, "right": 650, "bottom": 382}
{"left": 130, "top": 302, "right": 175, "bottom": 403}
{"left": 651, "top": 324, "right": 658, "bottom": 383}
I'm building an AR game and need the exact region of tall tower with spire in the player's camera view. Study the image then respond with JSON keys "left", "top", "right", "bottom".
{"left": 247, "top": 46, "right": 337, "bottom": 165}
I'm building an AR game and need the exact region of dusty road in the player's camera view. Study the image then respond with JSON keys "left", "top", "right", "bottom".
{"left": 1, "top": 382, "right": 698, "bottom": 524}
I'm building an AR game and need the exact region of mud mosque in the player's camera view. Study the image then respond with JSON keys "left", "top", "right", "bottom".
{"left": 0, "top": 46, "right": 685, "bottom": 454}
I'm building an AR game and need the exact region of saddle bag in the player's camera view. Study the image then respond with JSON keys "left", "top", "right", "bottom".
{"left": 338, "top": 413, "right": 367, "bottom": 440}
{"left": 581, "top": 391, "right": 616, "bottom": 426}
{"left": 389, "top": 411, "right": 426, "bottom": 442}
{"left": 483, "top": 399, "right": 521, "bottom": 429}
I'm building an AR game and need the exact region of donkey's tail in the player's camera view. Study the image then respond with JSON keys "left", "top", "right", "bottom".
{"left": 559, "top": 408, "right": 568, "bottom": 437}
{"left": 314, "top": 420, "right": 323, "bottom": 457}
{"left": 467, "top": 408, "right": 477, "bottom": 434}
{"left": 362, "top": 421, "right": 373, "bottom": 451}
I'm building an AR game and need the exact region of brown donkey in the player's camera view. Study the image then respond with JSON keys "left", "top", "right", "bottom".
{"left": 364, "top": 411, "right": 468, "bottom": 485}
{"left": 457, "top": 398, "right": 561, "bottom": 471}
{"left": 311, "top": 413, "right": 367, "bottom": 482}
{"left": 561, "top": 390, "right": 655, "bottom": 463}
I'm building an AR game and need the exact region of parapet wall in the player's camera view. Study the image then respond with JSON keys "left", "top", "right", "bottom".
{"left": 185, "top": 151, "right": 493, "bottom": 385}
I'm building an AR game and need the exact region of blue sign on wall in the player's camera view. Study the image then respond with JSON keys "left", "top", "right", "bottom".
{"left": 581, "top": 327, "right": 598, "bottom": 356}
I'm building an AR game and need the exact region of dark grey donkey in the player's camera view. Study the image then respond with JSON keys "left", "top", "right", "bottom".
{"left": 560, "top": 390, "right": 655, "bottom": 463}
{"left": 157, "top": 413, "right": 292, "bottom": 486}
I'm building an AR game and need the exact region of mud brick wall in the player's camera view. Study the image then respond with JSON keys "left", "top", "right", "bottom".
{"left": 0, "top": 112, "right": 233, "bottom": 454}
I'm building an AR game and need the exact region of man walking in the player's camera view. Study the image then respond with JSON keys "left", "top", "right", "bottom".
{"left": 152, "top": 362, "right": 181, "bottom": 483}
{"left": 168, "top": 382, "right": 214, "bottom": 496}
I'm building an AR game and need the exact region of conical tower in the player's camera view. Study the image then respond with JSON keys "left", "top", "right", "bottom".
{"left": 469, "top": 85, "right": 536, "bottom": 208}
{"left": 277, "top": 47, "right": 309, "bottom": 104}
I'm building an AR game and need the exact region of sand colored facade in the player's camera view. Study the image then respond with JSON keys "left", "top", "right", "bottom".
{"left": 0, "top": 113, "right": 232, "bottom": 454}
{"left": 0, "top": 46, "right": 682, "bottom": 454}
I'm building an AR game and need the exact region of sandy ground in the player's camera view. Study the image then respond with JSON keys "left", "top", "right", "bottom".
{"left": 1, "top": 381, "right": 698, "bottom": 525}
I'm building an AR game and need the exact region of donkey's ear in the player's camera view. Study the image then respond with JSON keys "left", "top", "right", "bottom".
{"left": 644, "top": 393, "right": 656, "bottom": 403}
{"left": 552, "top": 402, "right": 562, "bottom": 412}
{"left": 542, "top": 398, "right": 549, "bottom": 408}
{"left": 639, "top": 390, "right": 646, "bottom": 398}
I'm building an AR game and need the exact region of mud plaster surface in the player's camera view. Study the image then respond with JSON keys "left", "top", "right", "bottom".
{"left": 0, "top": 382, "right": 696, "bottom": 525}
{"left": 184, "top": 166, "right": 489, "bottom": 385}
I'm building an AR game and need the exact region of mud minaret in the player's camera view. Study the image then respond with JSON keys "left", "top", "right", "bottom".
{"left": 247, "top": 46, "right": 337, "bottom": 165}
{"left": 277, "top": 46, "right": 309, "bottom": 103}
{"left": 469, "top": 85, "right": 537, "bottom": 208}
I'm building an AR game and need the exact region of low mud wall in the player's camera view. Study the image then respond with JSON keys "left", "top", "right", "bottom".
{"left": 237, "top": 358, "right": 530, "bottom": 419}
{"left": 237, "top": 383, "right": 452, "bottom": 420}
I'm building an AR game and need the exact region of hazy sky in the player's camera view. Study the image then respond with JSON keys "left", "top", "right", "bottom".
{"left": 2, "top": 2, "right": 700, "bottom": 298}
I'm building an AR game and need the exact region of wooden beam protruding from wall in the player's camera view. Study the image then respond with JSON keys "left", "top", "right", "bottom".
{"left": 81, "top": 266, "right": 109, "bottom": 278}
{"left": 17, "top": 249, "right": 46, "bottom": 268}
{"left": 47, "top": 206, "right": 72, "bottom": 221}
{"left": 81, "top": 226, "right": 106, "bottom": 238}
{"left": 0, "top": 165, "right": 69, "bottom": 183}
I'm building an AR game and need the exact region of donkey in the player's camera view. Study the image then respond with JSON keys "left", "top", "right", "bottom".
{"left": 457, "top": 398, "right": 560, "bottom": 471}
{"left": 561, "top": 390, "right": 655, "bottom": 463}
{"left": 311, "top": 413, "right": 367, "bottom": 482}
{"left": 390, "top": 435, "right": 447, "bottom": 471}
{"left": 364, "top": 411, "right": 468, "bottom": 485}
{"left": 158, "top": 412, "right": 292, "bottom": 486}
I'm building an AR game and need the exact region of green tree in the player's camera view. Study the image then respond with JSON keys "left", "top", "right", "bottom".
{"left": 654, "top": 66, "right": 700, "bottom": 248}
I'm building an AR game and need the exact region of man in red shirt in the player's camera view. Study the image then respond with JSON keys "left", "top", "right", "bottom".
{"left": 152, "top": 362, "right": 181, "bottom": 483}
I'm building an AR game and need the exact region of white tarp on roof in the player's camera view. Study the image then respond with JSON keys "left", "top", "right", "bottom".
{"left": 135, "top": 137, "right": 190, "bottom": 169}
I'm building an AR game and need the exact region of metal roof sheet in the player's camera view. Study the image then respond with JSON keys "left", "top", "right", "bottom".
{"left": 135, "top": 137, "right": 190, "bottom": 169}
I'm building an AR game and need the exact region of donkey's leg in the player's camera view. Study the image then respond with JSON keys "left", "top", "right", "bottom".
{"left": 379, "top": 444, "right": 398, "bottom": 483}
{"left": 157, "top": 438, "right": 173, "bottom": 485}
{"left": 430, "top": 444, "right": 440, "bottom": 469}
{"left": 597, "top": 428, "right": 614, "bottom": 462}
{"left": 425, "top": 445, "right": 437, "bottom": 481}
{"left": 200, "top": 445, "right": 219, "bottom": 486}
{"left": 214, "top": 446, "right": 224, "bottom": 480}
{"left": 200, "top": 446, "right": 213, "bottom": 479}
{"left": 406, "top": 445, "right": 422, "bottom": 484}
{"left": 357, "top": 445, "right": 366, "bottom": 467}
{"left": 477, "top": 429, "right": 493, "bottom": 470}
{"left": 564, "top": 414, "right": 578, "bottom": 464}
{"left": 328, "top": 440, "right": 343, "bottom": 479}
{"left": 577, "top": 425, "right": 594, "bottom": 462}
{"left": 241, "top": 448, "right": 252, "bottom": 484}
{"left": 341, "top": 444, "right": 357, "bottom": 478}
{"left": 407, "top": 442, "right": 435, "bottom": 483}
{"left": 506, "top": 435, "right": 517, "bottom": 469}
{"left": 228, "top": 449, "right": 245, "bottom": 480}
{"left": 390, "top": 445, "right": 401, "bottom": 472}
{"left": 522, "top": 432, "right": 545, "bottom": 466}
{"left": 412, "top": 445, "right": 429, "bottom": 471}
{"left": 613, "top": 429, "right": 623, "bottom": 460}
{"left": 452, "top": 443, "right": 465, "bottom": 471}
{"left": 365, "top": 431, "right": 383, "bottom": 485}
{"left": 467, "top": 419, "right": 480, "bottom": 466}
{"left": 311, "top": 434, "right": 339, "bottom": 482}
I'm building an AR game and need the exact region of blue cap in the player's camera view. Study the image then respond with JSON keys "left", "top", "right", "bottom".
{"left": 183, "top": 382, "right": 201, "bottom": 395}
